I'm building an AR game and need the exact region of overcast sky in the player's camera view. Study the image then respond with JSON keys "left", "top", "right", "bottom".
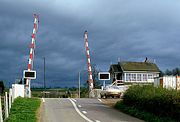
{"left": 1, "top": 0, "right": 180, "bottom": 87}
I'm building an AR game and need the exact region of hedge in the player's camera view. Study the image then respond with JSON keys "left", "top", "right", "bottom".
{"left": 120, "top": 85, "right": 180, "bottom": 121}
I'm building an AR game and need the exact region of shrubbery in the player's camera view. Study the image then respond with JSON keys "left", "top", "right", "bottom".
{"left": 116, "top": 85, "right": 180, "bottom": 121}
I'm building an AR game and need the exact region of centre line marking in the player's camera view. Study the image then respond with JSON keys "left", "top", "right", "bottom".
{"left": 78, "top": 105, "right": 82, "bottom": 108}
{"left": 68, "top": 98, "right": 93, "bottom": 122}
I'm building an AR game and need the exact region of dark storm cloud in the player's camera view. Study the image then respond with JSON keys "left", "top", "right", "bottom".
{"left": 1, "top": 0, "right": 180, "bottom": 87}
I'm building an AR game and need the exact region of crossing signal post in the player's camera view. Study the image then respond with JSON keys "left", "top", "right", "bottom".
{"left": 98, "top": 72, "right": 110, "bottom": 89}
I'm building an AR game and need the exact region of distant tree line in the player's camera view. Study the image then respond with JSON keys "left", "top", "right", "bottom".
{"left": 160, "top": 67, "right": 180, "bottom": 76}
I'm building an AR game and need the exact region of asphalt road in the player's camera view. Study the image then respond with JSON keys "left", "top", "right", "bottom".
{"left": 41, "top": 98, "right": 143, "bottom": 122}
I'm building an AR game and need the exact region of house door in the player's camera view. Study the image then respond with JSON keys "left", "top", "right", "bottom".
{"left": 117, "top": 73, "right": 122, "bottom": 80}
{"left": 160, "top": 79, "right": 163, "bottom": 87}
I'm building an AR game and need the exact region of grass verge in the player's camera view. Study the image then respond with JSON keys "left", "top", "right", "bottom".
{"left": 6, "top": 97, "right": 41, "bottom": 122}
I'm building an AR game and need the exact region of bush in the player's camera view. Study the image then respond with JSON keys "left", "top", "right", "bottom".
{"left": 121, "top": 85, "right": 180, "bottom": 121}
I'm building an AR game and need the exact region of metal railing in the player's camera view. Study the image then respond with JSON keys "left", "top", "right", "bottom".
{"left": 112, "top": 80, "right": 124, "bottom": 86}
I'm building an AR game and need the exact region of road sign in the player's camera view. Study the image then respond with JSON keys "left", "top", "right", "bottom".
{"left": 23, "top": 70, "right": 36, "bottom": 79}
{"left": 98, "top": 72, "right": 110, "bottom": 80}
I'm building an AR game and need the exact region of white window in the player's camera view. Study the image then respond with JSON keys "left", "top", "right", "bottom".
{"left": 143, "top": 74, "right": 147, "bottom": 81}
{"left": 132, "top": 74, "right": 136, "bottom": 81}
{"left": 126, "top": 74, "right": 131, "bottom": 81}
{"left": 137, "top": 74, "right": 141, "bottom": 81}
{"left": 153, "top": 73, "right": 159, "bottom": 78}
{"left": 148, "top": 74, "right": 153, "bottom": 79}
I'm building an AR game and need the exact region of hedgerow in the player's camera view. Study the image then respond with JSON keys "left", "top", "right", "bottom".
{"left": 116, "top": 85, "right": 180, "bottom": 121}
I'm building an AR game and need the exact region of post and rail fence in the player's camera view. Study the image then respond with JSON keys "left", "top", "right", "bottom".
{"left": 0, "top": 89, "right": 13, "bottom": 122}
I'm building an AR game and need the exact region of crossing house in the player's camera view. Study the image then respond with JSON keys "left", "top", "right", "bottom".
{"left": 109, "top": 61, "right": 160, "bottom": 83}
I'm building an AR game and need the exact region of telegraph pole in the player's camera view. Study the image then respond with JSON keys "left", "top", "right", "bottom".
{"left": 44, "top": 57, "right": 46, "bottom": 97}
{"left": 78, "top": 72, "right": 80, "bottom": 98}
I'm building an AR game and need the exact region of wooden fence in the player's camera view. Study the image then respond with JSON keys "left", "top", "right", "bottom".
{"left": 0, "top": 89, "right": 13, "bottom": 122}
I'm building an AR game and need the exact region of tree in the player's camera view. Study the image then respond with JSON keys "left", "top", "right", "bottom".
{"left": 0, "top": 81, "right": 5, "bottom": 94}
{"left": 172, "top": 67, "right": 180, "bottom": 76}
{"left": 91, "top": 64, "right": 101, "bottom": 89}
{"left": 163, "top": 67, "right": 180, "bottom": 76}
{"left": 159, "top": 70, "right": 164, "bottom": 77}
{"left": 164, "top": 69, "right": 172, "bottom": 75}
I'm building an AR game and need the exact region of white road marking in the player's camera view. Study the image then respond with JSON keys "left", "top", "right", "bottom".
{"left": 95, "top": 120, "right": 101, "bottom": 122}
{"left": 98, "top": 99, "right": 102, "bottom": 102}
{"left": 68, "top": 98, "right": 93, "bottom": 122}
{"left": 78, "top": 105, "right": 82, "bottom": 108}
{"left": 82, "top": 111, "right": 87, "bottom": 114}
{"left": 42, "top": 98, "right": 45, "bottom": 103}
{"left": 71, "top": 98, "right": 77, "bottom": 102}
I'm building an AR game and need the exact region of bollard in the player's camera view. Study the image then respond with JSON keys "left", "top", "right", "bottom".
{"left": 0, "top": 96, "right": 3, "bottom": 122}
{"left": 5, "top": 92, "right": 9, "bottom": 119}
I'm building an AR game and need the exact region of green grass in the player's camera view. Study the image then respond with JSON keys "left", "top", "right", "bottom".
{"left": 115, "top": 85, "right": 180, "bottom": 122}
{"left": 6, "top": 97, "right": 41, "bottom": 122}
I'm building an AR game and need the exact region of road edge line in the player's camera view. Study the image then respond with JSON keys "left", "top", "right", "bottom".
{"left": 71, "top": 98, "right": 77, "bottom": 102}
{"left": 68, "top": 98, "right": 93, "bottom": 122}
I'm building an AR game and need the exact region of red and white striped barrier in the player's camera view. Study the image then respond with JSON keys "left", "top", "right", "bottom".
{"left": 84, "top": 31, "right": 94, "bottom": 89}
{"left": 26, "top": 14, "right": 39, "bottom": 97}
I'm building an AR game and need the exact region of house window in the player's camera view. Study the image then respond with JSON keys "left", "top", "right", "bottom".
{"left": 132, "top": 74, "right": 136, "bottom": 81}
{"left": 126, "top": 73, "right": 137, "bottom": 81}
{"left": 143, "top": 74, "right": 147, "bottom": 81}
{"left": 148, "top": 74, "right": 153, "bottom": 79}
{"left": 126, "top": 74, "right": 131, "bottom": 81}
{"left": 153, "top": 73, "right": 159, "bottom": 78}
{"left": 137, "top": 74, "right": 141, "bottom": 81}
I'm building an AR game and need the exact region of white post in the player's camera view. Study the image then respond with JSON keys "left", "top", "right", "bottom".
{"left": 9, "top": 89, "right": 12, "bottom": 111}
{"left": 0, "top": 96, "right": 3, "bottom": 122}
{"left": 12, "top": 84, "right": 14, "bottom": 103}
{"left": 28, "top": 81, "right": 31, "bottom": 98}
{"left": 5, "top": 92, "right": 9, "bottom": 119}
{"left": 124, "top": 73, "right": 126, "bottom": 82}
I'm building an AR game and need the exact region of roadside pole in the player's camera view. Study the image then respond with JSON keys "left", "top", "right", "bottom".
{"left": 44, "top": 57, "right": 46, "bottom": 98}
{"left": 78, "top": 72, "right": 81, "bottom": 98}
{"left": 0, "top": 96, "right": 3, "bottom": 122}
